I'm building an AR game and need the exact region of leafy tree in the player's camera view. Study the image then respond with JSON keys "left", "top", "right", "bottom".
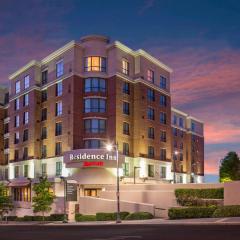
{"left": 0, "top": 183, "right": 13, "bottom": 221}
{"left": 219, "top": 151, "right": 240, "bottom": 182}
{"left": 32, "top": 177, "right": 55, "bottom": 220}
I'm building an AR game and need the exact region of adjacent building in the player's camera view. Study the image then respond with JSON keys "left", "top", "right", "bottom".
{"left": 0, "top": 35, "right": 204, "bottom": 212}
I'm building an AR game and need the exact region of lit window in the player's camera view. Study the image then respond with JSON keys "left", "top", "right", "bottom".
{"left": 56, "top": 101, "right": 62, "bottom": 116}
{"left": 15, "top": 98, "right": 20, "bottom": 110}
{"left": 85, "top": 56, "right": 106, "bottom": 72}
{"left": 15, "top": 115, "right": 20, "bottom": 128}
{"left": 24, "top": 75, "right": 30, "bottom": 89}
{"left": 14, "top": 132, "right": 20, "bottom": 144}
{"left": 56, "top": 60, "right": 64, "bottom": 78}
{"left": 147, "top": 69, "right": 154, "bottom": 83}
{"left": 122, "top": 59, "right": 129, "bottom": 75}
{"left": 15, "top": 81, "right": 20, "bottom": 94}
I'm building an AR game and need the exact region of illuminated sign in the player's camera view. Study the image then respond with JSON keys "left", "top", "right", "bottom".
{"left": 69, "top": 153, "right": 116, "bottom": 161}
{"left": 83, "top": 161, "right": 104, "bottom": 167}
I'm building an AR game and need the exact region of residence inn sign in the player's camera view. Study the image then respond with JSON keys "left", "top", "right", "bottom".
{"left": 64, "top": 149, "right": 123, "bottom": 168}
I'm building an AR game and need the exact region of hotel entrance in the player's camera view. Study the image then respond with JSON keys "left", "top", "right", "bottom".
{"left": 83, "top": 188, "right": 102, "bottom": 197}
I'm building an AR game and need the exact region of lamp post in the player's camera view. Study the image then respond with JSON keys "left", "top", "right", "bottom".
{"left": 106, "top": 143, "right": 121, "bottom": 224}
{"left": 60, "top": 176, "right": 68, "bottom": 223}
{"left": 133, "top": 166, "right": 140, "bottom": 184}
{"left": 172, "top": 151, "right": 178, "bottom": 184}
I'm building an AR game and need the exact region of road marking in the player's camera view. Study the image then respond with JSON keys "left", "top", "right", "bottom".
{"left": 215, "top": 218, "right": 229, "bottom": 223}
{"left": 90, "top": 236, "right": 142, "bottom": 240}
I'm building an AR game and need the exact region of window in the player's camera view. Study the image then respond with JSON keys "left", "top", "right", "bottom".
{"left": 23, "top": 112, "right": 29, "bottom": 125}
{"left": 123, "top": 122, "right": 130, "bottom": 135}
{"left": 122, "top": 59, "right": 129, "bottom": 75}
{"left": 160, "top": 166, "right": 166, "bottom": 178}
{"left": 14, "top": 166, "right": 20, "bottom": 178}
{"left": 160, "top": 95, "right": 167, "bottom": 107}
{"left": 85, "top": 56, "right": 107, "bottom": 72}
{"left": 180, "top": 142, "right": 183, "bottom": 149}
{"left": 148, "top": 127, "right": 155, "bottom": 139}
{"left": 41, "top": 145, "right": 47, "bottom": 158}
{"left": 123, "top": 82, "right": 130, "bottom": 94}
{"left": 123, "top": 142, "right": 129, "bottom": 156}
{"left": 55, "top": 122, "right": 62, "bottom": 136}
{"left": 55, "top": 101, "right": 62, "bottom": 116}
{"left": 41, "top": 127, "right": 47, "bottom": 140}
{"left": 173, "top": 115, "right": 177, "bottom": 125}
{"left": 148, "top": 164, "right": 154, "bottom": 177}
{"left": 14, "top": 150, "right": 19, "bottom": 161}
{"left": 14, "top": 132, "right": 19, "bottom": 144}
{"left": 160, "top": 130, "right": 167, "bottom": 142}
{"left": 23, "top": 94, "right": 29, "bottom": 106}
{"left": 15, "top": 115, "right": 20, "bottom": 128}
{"left": 180, "top": 130, "right": 184, "bottom": 138}
{"left": 147, "top": 88, "right": 155, "bottom": 101}
{"left": 56, "top": 60, "right": 64, "bottom": 78}
{"left": 41, "top": 90, "right": 47, "bottom": 102}
{"left": 179, "top": 118, "right": 184, "bottom": 128}
{"left": 4, "top": 139, "right": 9, "bottom": 149}
{"left": 15, "top": 98, "right": 20, "bottom": 110}
{"left": 42, "top": 163, "right": 47, "bottom": 176}
{"left": 160, "top": 112, "right": 167, "bottom": 124}
{"left": 56, "top": 82, "right": 63, "bottom": 96}
{"left": 13, "top": 187, "right": 31, "bottom": 202}
{"left": 148, "top": 146, "right": 154, "bottom": 158}
{"left": 24, "top": 75, "right": 30, "bottom": 89}
{"left": 42, "top": 70, "right": 48, "bottom": 85}
{"left": 123, "top": 162, "right": 129, "bottom": 176}
{"left": 173, "top": 128, "right": 178, "bottom": 136}
{"left": 56, "top": 162, "right": 62, "bottom": 176}
{"left": 84, "top": 98, "right": 106, "bottom": 113}
{"left": 41, "top": 108, "right": 47, "bottom": 121}
{"left": 24, "top": 165, "right": 28, "bottom": 178}
{"left": 23, "top": 129, "right": 28, "bottom": 142}
{"left": 147, "top": 107, "right": 155, "bottom": 120}
{"left": 147, "top": 69, "right": 154, "bottom": 83}
{"left": 160, "top": 76, "right": 167, "bottom": 89}
{"left": 23, "top": 147, "right": 28, "bottom": 160}
{"left": 55, "top": 142, "right": 62, "bottom": 155}
{"left": 123, "top": 102, "right": 130, "bottom": 115}
{"left": 160, "top": 149, "right": 166, "bottom": 161}
{"left": 84, "top": 139, "right": 104, "bottom": 149}
{"left": 191, "top": 122, "right": 196, "bottom": 132}
{"left": 4, "top": 123, "right": 9, "bottom": 134}
{"left": 84, "top": 78, "right": 106, "bottom": 93}
{"left": 84, "top": 119, "right": 106, "bottom": 133}
{"left": 15, "top": 81, "right": 20, "bottom": 94}
{"left": 173, "top": 152, "right": 178, "bottom": 161}
{"left": 174, "top": 140, "right": 177, "bottom": 148}
{"left": 179, "top": 153, "right": 183, "bottom": 161}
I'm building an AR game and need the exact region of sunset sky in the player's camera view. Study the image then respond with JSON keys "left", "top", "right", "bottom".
{"left": 1, "top": 0, "right": 240, "bottom": 175}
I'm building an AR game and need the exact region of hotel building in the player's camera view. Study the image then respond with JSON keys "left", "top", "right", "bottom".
{"left": 0, "top": 35, "right": 204, "bottom": 212}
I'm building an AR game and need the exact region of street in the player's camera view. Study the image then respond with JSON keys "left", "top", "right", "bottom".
{"left": 0, "top": 224, "right": 240, "bottom": 240}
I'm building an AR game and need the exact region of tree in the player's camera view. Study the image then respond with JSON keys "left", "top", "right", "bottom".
{"left": 0, "top": 183, "right": 13, "bottom": 221}
{"left": 219, "top": 151, "right": 240, "bottom": 183}
{"left": 32, "top": 177, "right": 56, "bottom": 220}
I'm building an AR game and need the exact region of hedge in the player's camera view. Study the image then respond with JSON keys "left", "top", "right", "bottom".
{"left": 212, "top": 205, "right": 240, "bottom": 218}
{"left": 75, "top": 214, "right": 96, "bottom": 222}
{"left": 168, "top": 206, "right": 217, "bottom": 219}
{"left": 125, "top": 212, "right": 154, "bottom": 220}
{"left": 13, "top": 214, "right": 65, "bottom": 221}
{"left": 175, "top": 188, "right": 224, "bottom": 206}
{"left": 96, "top": 212, "right": 130, "bottom": 221}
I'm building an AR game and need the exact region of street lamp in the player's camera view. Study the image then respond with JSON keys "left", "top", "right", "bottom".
{"left": 106, "top": 143, "right": 121, "bottom": 224}
{"left": 173, "top": 151, "right": 178, "bottom": 184}
{"left": 60, "top": 176, "right": 68, "bottom": 223}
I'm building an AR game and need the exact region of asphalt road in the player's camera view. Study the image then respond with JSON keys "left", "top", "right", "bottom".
{"left": 0, "top": 224, "right": 240, "bottom": 240}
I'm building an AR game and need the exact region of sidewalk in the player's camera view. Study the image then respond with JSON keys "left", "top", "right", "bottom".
{"left": 1, "top": 217, "right": 240, "bottom": 226}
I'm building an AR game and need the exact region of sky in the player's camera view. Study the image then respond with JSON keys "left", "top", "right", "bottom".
{"left": 0, "top": 0, "right": 240, "bottom": 176}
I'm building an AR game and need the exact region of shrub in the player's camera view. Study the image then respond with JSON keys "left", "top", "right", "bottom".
{"left": 175, "top": 188, "right": 224, "bottom": 206}
{"left": 75, "top": 214, "right": 96, "bottom": 222}
{"left": 49, "top": 214, "right": 65, "bottom": 221}
{"left": 168, "top": 206, "right": 217, "bottom": 220}
{"left": 113, "top": 212, "right": 130, "bottom": 220}
{"left": 212, "top": 205, "right": 240, "bottom": 218}
{"left": 96, "top": 212, "right": 115, "bottom": 221}
{"left": 5, "top": 216, "right": 17, "bottom": 221}
{"left": 125, "top": 212, "right": 154, "bottom": 220}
